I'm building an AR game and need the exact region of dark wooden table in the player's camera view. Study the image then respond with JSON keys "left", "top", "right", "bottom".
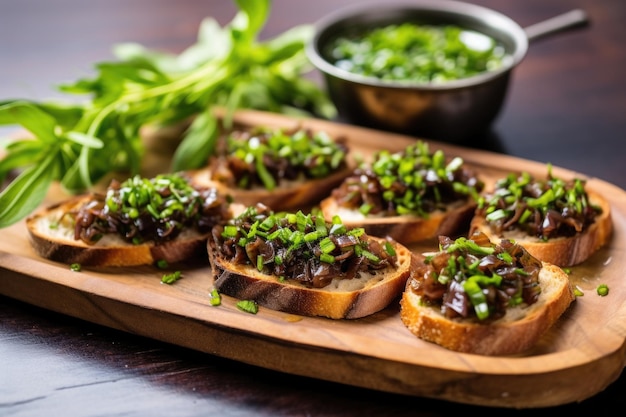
{"left": 1, "top": 0, "right": 625, "bottom": 415}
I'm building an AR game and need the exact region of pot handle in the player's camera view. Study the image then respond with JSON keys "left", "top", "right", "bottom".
{"left": 524, "top": 9, "right": 589, "bottom": 43}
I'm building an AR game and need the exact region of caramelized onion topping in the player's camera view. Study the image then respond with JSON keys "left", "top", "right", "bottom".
{"left": 71, "top": 173, "right": 231, "bottom": 245}
{"left": 208, "top": 126, "right": 349, "bottom": 191}
{"left": 476, "top": 167, "right": 602, "bottom": 240}
{"left": 330, "top": 141, "right": 483, "bottom": 217}
{"left": 409, "top": 232, "right": 542, "bottom": 321}
{"left": 211, "top": 203, "right": 398, "bottom": 289}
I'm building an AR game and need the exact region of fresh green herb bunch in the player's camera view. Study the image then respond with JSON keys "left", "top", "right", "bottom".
{"left": 214, "top": 204, "right": 397, "bottom": 288}
{"left": 477, "top": 165, "right": 601, "bottom": 240}
{"left": 333, "top": 141, "right": 483, "bottom": 217}
{"left": 328, "top": 23, "right": 507, "bottom": 84}
{"left": 74, "top": 173, "right": 229, "bottom": 245}
{"left": 0, "top": 0, "right": 335, "bottom": 228}
{"left": 224, "top": 127, "right": 348, "bottom": 190}
{"left": 418, "top": 233, "right": 542, "bottom": 320}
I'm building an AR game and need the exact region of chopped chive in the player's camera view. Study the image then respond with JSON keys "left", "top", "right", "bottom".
{"left": 209, "top": 288, "right": 222, "bottom": 306}
{"left": 237, "top": 300, "right": 259, "bottom": 314}
{"left": 161, "top": 270, "right": 182, "bottom": 284}
{"left": 319, "top": 237, "right": 336, "bottom": 254}
{"left": 320, "top": 253, "right": 335, "bottom": 263}
{"left": 597, "top": 284, "right": 609, "bottom": 297}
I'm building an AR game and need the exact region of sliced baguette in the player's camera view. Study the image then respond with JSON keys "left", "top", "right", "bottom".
{"left": 318, "top": 141, "right": 483, "bottom": 246}
{"left": 319, "top": 196, "right": 476, "bottom": 246}
{"left": 400, "top": 257, "right": 576, "bottom": 356}
{"left": 187, "top": 125, "right": 354, "bottom": 212}
{"left": 470, "top": 188, "right": 612, "bottom": 267}
{"left": 26, "top": 174, "right": 243, "bottom": 267}
{"left": 208, "top": 235, "right": 416, "bottom": 319}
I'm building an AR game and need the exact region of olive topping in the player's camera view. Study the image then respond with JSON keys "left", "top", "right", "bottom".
{"left": 208, "top": 126, "right": 349, "bottom": 191}
{"left": 330, "top": 141, "right": 483, "bottom": 217}
{"left": 477, "top": 166, "right": 602, "bottom": 240}
{"left": 410, "top": 232, "right": 542, "bottom": 321}
{"left": 211, "top": 204, "right": 398, "bottom": 289}
{"left": 72, "top": 173, "right": 231, "bottom": 245}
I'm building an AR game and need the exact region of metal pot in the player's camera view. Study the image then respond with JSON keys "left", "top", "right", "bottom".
{"left": 306, "top": 0, "right": 588, "bottom": 144}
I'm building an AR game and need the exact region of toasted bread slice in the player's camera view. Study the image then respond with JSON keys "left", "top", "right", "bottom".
{"left": 187, "top": 125, "right": 354, "bottom": 212}
{"left": 208, "top": 235, "right": 415, "bottom": 320}
{"left": 26, "top": 172, "right": 238, "bottom": 267}
{"left": 26, "top": 194, "right": 213, "bottom": 267}
{"left": 318, "top": 141, "right": 483, "bottom": 245}
{"left": 400, "top": 261, "right": 575, "bottom": 356}
{"left": 470, "top": 188, "right": 612, "bottom": 267}
{"left": 319, "top": 196, "right": 476, "bottom": 245}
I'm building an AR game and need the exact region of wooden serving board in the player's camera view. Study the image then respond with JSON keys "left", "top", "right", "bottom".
{"left": 1, "top": 110, "right": 625, "bottom": 408}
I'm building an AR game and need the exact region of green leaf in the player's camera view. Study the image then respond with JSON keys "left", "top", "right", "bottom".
{"left": 113, "top": 42, "right": 181, "bottom": 73}
{"left": 64, "top": 131, "right": 104, "bottom": 149}
{"left": 0, "top": 151, "right": 57, "bottom": 228}
{"left": 171, "top": 109, "right": 219, "bottom": 171}
{"left": 262, "top": 25, "right": 314, "bottom": 62}
{"left": 37, "top": 102, "right": 85, "bottom": 130}
{"left": 234, "top": 0, "right": 270, "bottom": 41}
{"left": 0, "top": 101, "right": 58, "bottom": 143}
{"left": 175, "top": 18, "right": 232, "bottom": 71}
{"left": 0, "top": 140, "right": 45, "bottom": 180}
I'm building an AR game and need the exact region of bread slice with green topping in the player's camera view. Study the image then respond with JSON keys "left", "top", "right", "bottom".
{"left": 469, "top": 169, "right": 612, "bottom": 267}
{"left": 319, "top": 141, "right": 483, "bottom": 245}
{"left": 400, "top": 233, "right": 576, "bottom": 356}
{"left": 189, "top": 125, "right": 354, "bottom": 212}
{"left": 207, "top": 203, "right": 416, "bottom": 319}
{"left": 26, "top": 173, "right": 237, "bottom": 267}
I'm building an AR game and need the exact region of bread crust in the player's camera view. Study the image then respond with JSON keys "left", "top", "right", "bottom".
{"left": 470, "top": 189, "right": 612, "bottom": 267}
{"left": 400, "top": 259, "right": 575, "bottom": 356}
{"left": 208, "top": 236, "right": 416, "bottom": 319}
{"left": 319, "top": 196, "right": 476, "bottom": 245}
{"left": 26, "top": 194, "right": 221, "bottom": 267}
{"left": 189, "top": 164, "right": 353, "bottom": 212}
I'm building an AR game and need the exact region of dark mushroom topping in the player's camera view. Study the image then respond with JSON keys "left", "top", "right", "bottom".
{"left": 329, "top": 141, "right": 483, "bottom": 217}
{"left": 208, "top": 126, "right": 349, "bottom": 191}
{"left": 476, "top": 165, "right": 602, "bottom": 240}
{"left": 210, "top": 204, "right": 398, "bottom": 289}
{"left": 408, "top": 232, "right": 542, "bottom": 321}
{"left": 70, "top": 173, "right": 231, "bottom": 245}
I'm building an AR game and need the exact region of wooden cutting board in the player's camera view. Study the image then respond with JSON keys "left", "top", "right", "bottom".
{"left": 1, "top": 109, "right": 625, "bottom": 408}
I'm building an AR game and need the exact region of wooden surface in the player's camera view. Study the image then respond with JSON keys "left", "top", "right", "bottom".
{"left": 1, "top": 0, "right": 626, "bottom": 415}
{"left": 2, "top": 109, "right": 626, "bottom": 408}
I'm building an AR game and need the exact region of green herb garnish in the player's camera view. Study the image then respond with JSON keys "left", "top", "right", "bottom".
{"left": 327, "top": 22, "right": 507, "bottom": 84}
{"left": 236, "top": 300, "right": 259, "bottom": 314}
{"left": 161, "top": 270, "right": 182, "bottom": 284}
{"left": 335, "top": 141, "right": 483, "bottom": 218}
{"left": 209, "top": 288, "right": 222, "bottom": 306}
{"left": 574, "top": 286, "right": 584, "bottom": 297}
